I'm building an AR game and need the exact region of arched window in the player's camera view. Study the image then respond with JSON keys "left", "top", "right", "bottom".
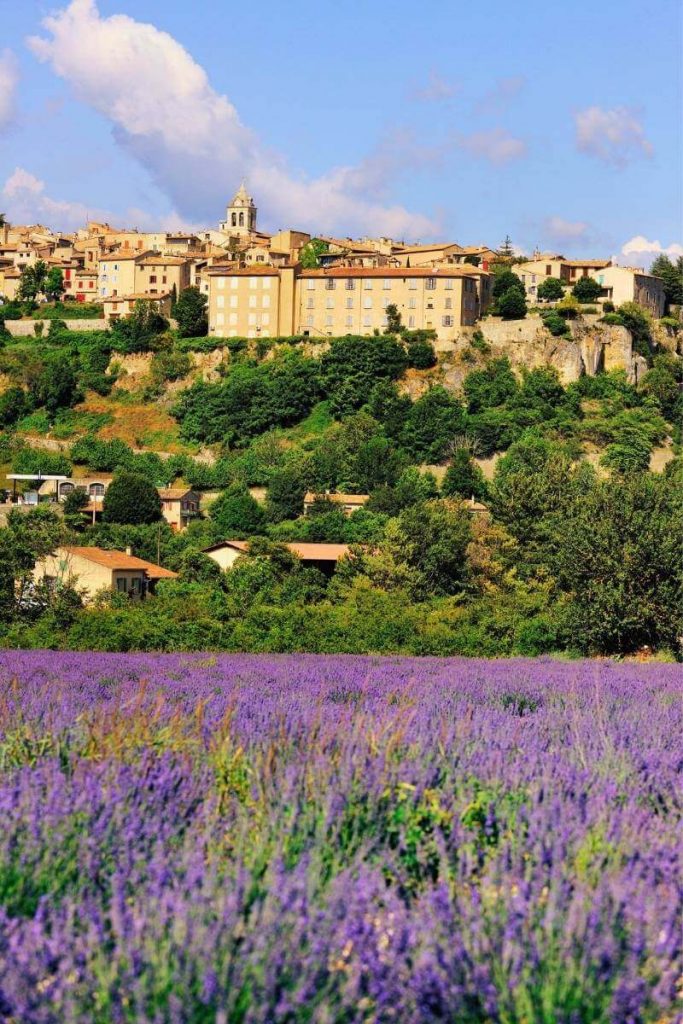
{"left": 59, "top": 482, "right": 74, "bottom": 497}
{"left": 231, "top": 213, "right": 237, "bottom": 227}
{"left": 239, "top": 212, "right": 244, "bottom": 226}
{"left": 89, "top": 483, "right": 105, "bottom": 497}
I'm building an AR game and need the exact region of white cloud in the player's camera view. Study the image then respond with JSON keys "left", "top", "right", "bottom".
{"left": 618, "top": 234, "right": 683, "bottom": 269}
{"left": 458, "top": 128, "right": 527, "bottom": 165}
{"left": 544, "top": 216, "right": 591, "bottom": 243}
{"left": 574, "top": 106, "right": 653, "bottom": 167}
{"left": 0, "top": 49, "right": 19, "bottom": 132}
{"left": 412, "top": 71, "right": 459, "bottom": 103}
{"left": 27, "top": 0, "right": 437, "bottom": 238}
{"left": 474, "top": 76, "right": 525, "bottom": 115}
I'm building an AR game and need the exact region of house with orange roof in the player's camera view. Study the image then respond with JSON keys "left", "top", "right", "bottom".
{"left": 204, "top": 539, "right": 353, "bottom": 576}
{"left": 34, "top": 546, "right": 178, "bottom": 602}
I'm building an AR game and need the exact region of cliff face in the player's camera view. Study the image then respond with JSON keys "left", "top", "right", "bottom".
{"left": 438, "top": 315, "right": 639, "bottom": 386}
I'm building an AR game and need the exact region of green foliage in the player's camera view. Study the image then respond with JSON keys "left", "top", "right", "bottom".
{"left": 617, "top": 302, "right": 653, "bottom": 359}
{"left": 175, "top": 350, "right": 319, "bottom": 446}
{"left": 442, "top": 449, "right": 488, "bottom": 501}
{"left": 210, "top": 484, "right": 267, "bottom": 537}
{"left": 299, "top": 239, "right": 330, "bottom": 269}
{"left": 406, "top": 339, "right": 437, "bottom": 369}
{"left": 110, "top": 301, "right": 170, "bottom": 354}
{"left": 464, "top": 357, "right": 518, "bottom": 413}
{"left": 541, "top": 310, "right": 570, "bottom": 336}
{"left": 401, "top": 387, "right": 465, "bottom": 463}
{"left": 497, "top": 288, "right": 527, "bottom": 320}
{"left": 572, "top": 276, "right": 602, "bottom": 302}
{"left": 537, "top": 277, "right": 565, "bottom": 301}
{"left": 492, "top": 271, "right": 525, "bottom": 299}
{"left": 44, "top": 268, "right": 65, "bottom": 302}
{"left": 385, "top": 303, "right": 402, "bottom": 334}
{"left": 600, "top": 312, "right": 624, "bottom": 326}
{"left": 319, "top": 335, "right": 408, "bottom": 416}
{"left": 0, "top": 386, "right": 32, "bottom": 428}
{"left": 556, "top": 293, "right": 581, "bottom": 319}
{"left": 102, "top": 472, "right": 162, "bottom": 525}
{"left": 18, "top": 261, "right": 48, "bottom": 302}
{"left": 173, "top": 286, "right": 208, "bottom": 338}
{"left": 649, "top": 253, "right": 683, "bottom": 308}
{"left": 12, "top": 447, "right": 72, "bottom": 477}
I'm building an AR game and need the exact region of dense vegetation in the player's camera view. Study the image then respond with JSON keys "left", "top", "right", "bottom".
{"left": 0, "top": 292, "right": 681, "bottom": 658}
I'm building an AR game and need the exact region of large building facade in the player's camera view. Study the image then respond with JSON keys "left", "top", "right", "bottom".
{"left": 206, "top": 265, "right": 492, "bottom": 341}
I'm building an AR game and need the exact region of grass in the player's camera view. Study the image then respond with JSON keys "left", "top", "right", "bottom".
{"left": 279, "top": 400, "right": 334, "bottom": 443}
{"left": 32, "top": 302, "right": 104, "bottom": 319}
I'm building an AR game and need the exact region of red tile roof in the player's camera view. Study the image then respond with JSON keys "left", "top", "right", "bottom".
{"left": 61, "top": 546, "right": 177, "bottom": 578}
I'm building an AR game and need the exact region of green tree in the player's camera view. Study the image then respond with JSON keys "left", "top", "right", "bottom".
{"left": 36, "top": 352, "right": 82, "bottom": 417}
{"left": 173, "top": 286, "right": 208, "bottom": 338}
{"left": 572, "top": 276, "right": 602, "bottom": 302}
{"left": 299, "top": 239, "right": 330, "bottom": 269}
{"left": 537, "top": 277, "right": 564, "bottom": 301}
{"left": 102, "top": 472, "right": 162, "bottom": 525}
{"left": 442, "top": 448, "right": 488, "bottom": 501}
{"left": 0, "top": 506, "right": 64, "bottom": 621}
{"left": 319, "top": 335, "right": 408, "bottom": 414}
{"left": 210, "top": 483, "right": 266, "bottom": 537}
{"left": 110, "top": 300, "right": 170, "bottom": 354}
{"left": 406, "top": 339, "right": 437, "bottom": 369}
{"left": 266, "top": 462, "right": 308, "bottom": 522}
{"left": 553, "top": 474, "right": 683, "bottom": 653}
{"left": 650, "top": 253, "right": 683, "bottom": 308}
{"left": 44, "top": 267, "right": 65, "bottom": 302}
{"left": 401, "top": 386, "right": 465, "bottom": 462}
{"left": 0, "top": 386, "right": 32, "bottom": 427}
{"left": 18, "top": 260, "right": 48, "bottom": 301}
{"left": 492, "top": 270, "right": 525, "bottom": 300}
{"left": 463, "top": 357, "right": 518, "bottom": 413}
{"left": 385, "top": 303, "right": 402, "bottom": 333}
{"left": 387, "top": 499, "right": 472, "bottom": 597}
{"left": 498, "top": 235, "right": 515, "bottom": 259}
{"left": 62, "top": 487, "right": 90, "bottom": 529}
{"left": 498, "top": 288, "right": 527, "bottom": 320}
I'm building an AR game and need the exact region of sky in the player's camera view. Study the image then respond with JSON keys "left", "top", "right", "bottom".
{"left": 0, "top": 0, "right": 681, "bottom": 268}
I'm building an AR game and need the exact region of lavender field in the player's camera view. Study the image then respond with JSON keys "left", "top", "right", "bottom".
{"left": 0, "top": 652, "right": 681, "bottom": 1023}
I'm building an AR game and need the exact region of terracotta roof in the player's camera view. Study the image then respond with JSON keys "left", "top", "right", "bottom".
{"left": 394, "top": 242, "right": 463, "bottom": 254}
{"left": 304, "top": 492, "right": 370, "bottom": 505}
{"left": 300, "top": 266, "right": 486, "bottom": 279}
{"left": 158, "top": 487, "right": 195, "bottom": 500}
{"left": 564, "top": 259, "right": 611, "bottom": 268}
{"left": 206, "top": 540, "right": 352, "bottom": 562}
{"left": 61, "top": 546, "right": 178, "bottom": 578}
{"left": 98, "top": 249, "right": 151, "bottom": 263}
{"left": 103, "top": 292, "right": 172, "bottom": 302}
{"left": 206, "top": 264, "right": 284, "bottom": 276}
{"left": 136, "top": 255, "right": 190, "bottom": 266}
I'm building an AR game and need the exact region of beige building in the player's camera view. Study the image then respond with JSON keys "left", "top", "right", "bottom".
{"left": 34, "top": 546, "right": 177, "bottom": 602}
{"left": 98, "top": 250, "right": 191, "bottom": 300}
{"left": 207, "top": 264, "right": 491, "bottom": 342}
{"left": 590, "top": 266, "right": 665, "bottom": 317}
{"left": 0, "top": 265, "right": 21, "bottom": 301}
{"left": 102, "top": 292, "right": 173, "bottom": 324}
{"left": 63, "top": 267, "right": 98, "bottom": 302}
{"left": 205, "top": 540, "right": 352, "bottom": 575}
{"left": 159, "top": 488, "right": 201, "bottom": 531}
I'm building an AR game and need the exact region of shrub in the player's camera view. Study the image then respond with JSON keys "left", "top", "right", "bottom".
{"left": 537, "top": 277, "right": 564, "bottom": 302}
{"left": 406, "top": 339, "right": 437, "bottom": 369}
{"left": 173, "top": 287, "right": 208, "bottom": 338}
{"left": 497, "top": 288, "right": 527, "bottom": 320}
{"left": 102, "top": 472, "right": 162, "bottom": 525}
{"left": 572, "top": 277, "right": 602, "bottom": 302}
{"left": 492, "top": 271, "right": 525, "bottom": 299}
{"left": 600, "top": 312, "right": 624, "bottom": 326}
{"left": 210, "top": 484, "right": 267, "bottom": 537}
{"left": 541, "top": 310, "right": 570, "bottom": 337}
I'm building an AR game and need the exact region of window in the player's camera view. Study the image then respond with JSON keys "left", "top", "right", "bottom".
{"left": 545, "top": 264, "right": 551, "bottom": 275}
{"left": 249, "top": 277, "right": 257, "bottom": 289}
{"left": 408, "top": 315, "right": 415, "bottom": 328}
{"left": 326, "top": 314, "right": 333, "bottom": 326}
{"left": 162, "top": 276, "right": 167, "bottom": 284}
{"left": 381, "top": 316, "right": 388, "bottom": 328}
{"left": 426, "top": 278, "right": 436, "bottom": 290}
{"left": 345, "top": 297, "right": 353, "bottom": 309}
{"left": 326, "top": 296, "right": 334, "bottom": 309}
{"left": 215, "top": 312, "right": 224, "bottom": 326}
{"left": 229, "top": 313, "right": 237, "bottom": 326}
{"left": 345, "top": 315, "right": 353, "bottom": 327}
{"left": 382, "top": 279, "right": 391, "bottom": 290}
{"left": 444, "top": 279, "right": 453, "bottom": 290}
{"left": 444, "top": 298, "right": 452, "bottom": 310}
{"left": 239, "top": 212, "right": 245, "bottom": 226}
{"left": 230, "top": 295, "right": 238, "bottom": 308}
{"left": 306, "top": 314, "right": 314, "bottom": 326}
{"left": 217, "top": 278, "right": 225, "bottom": 289}
{"left": 230, "top": 278, "right": 238, "bottom": 289}
{"left": 363, "top": 297, "right": 372, "bottom": 309}
{"left": 116, "top": 578, "right": 128, "bottom": 593}
{"left": 216, "top": 295, "right": 225, "bottom": 308}
{"left": 248, "top": 313, "right": 256, "bottom": 326}
{"left": 262, "top": 313, "right": 270, "bottom": 326}
{"left": 363, "top": 315, "right": 371, "bottom": 327}
{"left": 408, "top": 279, "right": 418, "bottom": 290}
{"left": 262, "top": 277, "right": 271, "bottom": 289}
{"left": 232, "top": 213, "right": 237, "bottom": 227}
{"left": 345, "top": 279, "right": 355, "bottom": 291}
{"left": 363, "top": 279, "right": 373, "bottom": 290}
{"left": 408, "top": 297, "right": 416, "bottom": 309}
{"left": 442, "top": 316, "right": 453, "bottom": 327}
{"left": 306, "top": 279, "right": 316, "bottom": 290}
{"left": 249, "top": 294, "right": 257, "bottom": 308}
{"left": 262, "top": 294, "right": 270, "bottom": 308}
{"left": 325, "top": 279, "right": 336, "bottom": 290}
{"left": 382, "top": 296, "right": 390, "bottom": 309}
{"left": 306, "top": 297, "right": 314, "bottom": 309}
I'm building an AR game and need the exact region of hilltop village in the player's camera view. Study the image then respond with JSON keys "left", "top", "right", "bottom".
{"left": 0, "top": 184, "right": 681, "bottom": 657}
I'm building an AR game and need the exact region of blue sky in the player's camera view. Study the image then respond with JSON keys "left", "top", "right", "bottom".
{"left": 0, "top": 0, "right": 681, "bottom": 266}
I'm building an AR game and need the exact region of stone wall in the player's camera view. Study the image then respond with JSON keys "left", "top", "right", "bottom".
{"left": 4, "top": 319, "right": 107, "bottom": 336}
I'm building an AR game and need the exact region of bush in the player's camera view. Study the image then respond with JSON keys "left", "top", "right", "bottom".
{"left": 102, "top": 472, "right": 162, "bottom": 525}
{"left": 603, "top": 301, "right": 615, "bottom": 313}
{"left": 492, "top": 271, "right": 525, "bottom": 300}
{"left": 406, "top": 339, "right": 437, "bottom": 369}
{"left": 541, "top": 310, "right": 570, "bottom": 337}
{"left": 210, "top": 484, "right": 267, "bottom": 537}
{"left": 572, "top": 277, "right": 602, "bottom": 302}
{"left": 537, "top": 277, "right": 564, "bottom": 302}
{"left": 600, "top": 312, "right": 624, "bottom": 326}
{"left": 173, "top": 287, "right": 208, "bottom": 338}
{"left": 497, "top": 288, "right": 527, "bottom": 320}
